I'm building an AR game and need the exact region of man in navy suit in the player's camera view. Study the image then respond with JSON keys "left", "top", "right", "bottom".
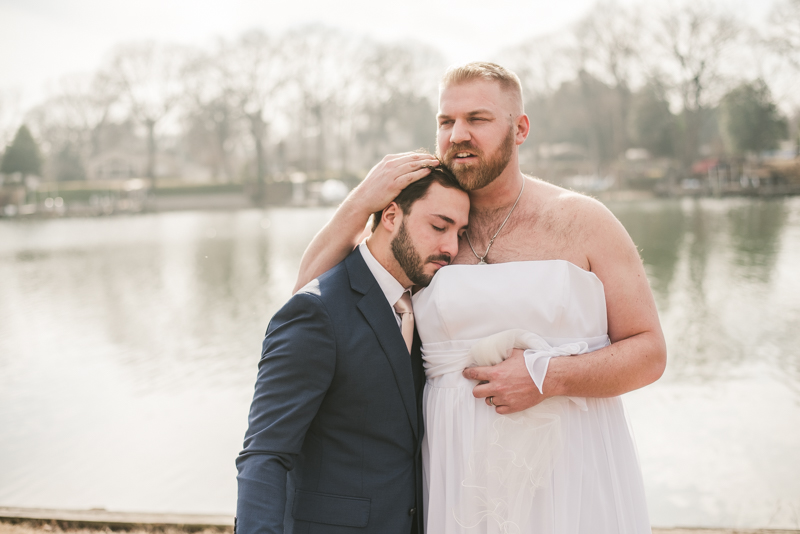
{"left": 236, "top": 164, "right": 469, "bottom": 534}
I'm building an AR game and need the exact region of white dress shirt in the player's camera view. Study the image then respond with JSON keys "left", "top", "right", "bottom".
{"left": 359, "top": 241, "right": 410, "bottom": 328}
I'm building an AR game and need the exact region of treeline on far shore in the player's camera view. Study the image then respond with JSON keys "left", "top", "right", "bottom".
{"left": 1, "top": 0, "right": 799, "bottom": 214}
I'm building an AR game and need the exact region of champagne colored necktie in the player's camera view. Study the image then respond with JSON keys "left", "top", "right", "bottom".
{"left": 393, "top": 292, "right": 415, "bottom": 353}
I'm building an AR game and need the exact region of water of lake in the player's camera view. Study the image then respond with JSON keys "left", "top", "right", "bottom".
{"left": 0, "top": 198, "right": 798, "bottom": 529}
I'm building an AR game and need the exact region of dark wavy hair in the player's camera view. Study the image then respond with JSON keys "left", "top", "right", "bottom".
{"left": 371, "top": 162, "right": 466, "bottom": 232}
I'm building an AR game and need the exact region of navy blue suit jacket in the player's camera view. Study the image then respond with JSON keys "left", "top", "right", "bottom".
{"left": 236, "top": 249, "right": 425, "bottom": 534}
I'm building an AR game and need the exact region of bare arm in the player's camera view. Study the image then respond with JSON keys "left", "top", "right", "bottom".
{"left": 293, "top": 152, "right": 439, "bottom": 293}
{"left": 545, "top": 200, "right": 667, "bottom": 396}
{"left": 464, "top": 199, "right": 667, "bottom": 414}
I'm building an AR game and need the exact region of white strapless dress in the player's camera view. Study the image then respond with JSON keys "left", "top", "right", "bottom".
{"left": 412, "top": 261, "right": 651, "bottom": 534}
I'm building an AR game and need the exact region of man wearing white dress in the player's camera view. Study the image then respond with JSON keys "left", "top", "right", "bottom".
{"left": 294, "top": 62, "right": 666, "bottom": 533}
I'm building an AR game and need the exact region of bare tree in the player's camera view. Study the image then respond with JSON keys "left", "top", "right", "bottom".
{"left": 654, "top": 2, "right": 741, "bottom": 166}
{"left": 0, "top": 89, "right": 23, "bottom": 149}
{"left": 499, "top": 33, "right": 575, "bottom": 168}
{"left": 574, "top": 2, "right": 644, "bottom": 159}
{"left": 327, "top": 36, "right": 371, "bottom": 177}
{"left": 222, "top": 30, "right": 289, "bottom": 199}
{"left": 501, "top": 33, "right": 575, "bottom": 99}
{"left": 561, "top": 29, "right": 618, "bottom": 172}
{"left": 282, "top": 26, "right": 362, "bottom": 179}
{"left": 107, "top": 41, "right": 190, "bottom": 186}
{"left": 768, "top": 0, "right": 800, "bottom": 70}
{"left": 360, "top": 40, "right": 444, "bottom": 161}
{"left": 760, "top": 0, "right": 800, "bottom": 119}
{"left": 181, "top": 46, "right": 241, "bottom": 182}
{"left": 32, "top": 72, "right": 119, "bottom": 175}
{"left": 503, "top": 29, "right": 623, "bottom": 172}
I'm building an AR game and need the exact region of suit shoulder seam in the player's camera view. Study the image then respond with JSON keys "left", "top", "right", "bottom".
{"left": 294, "top": 290, "right": 338, "bottom": 358}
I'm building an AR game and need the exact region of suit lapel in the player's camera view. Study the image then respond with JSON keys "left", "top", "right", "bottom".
{"left": 347, "top": 251, "right": 420, "bottom": 439}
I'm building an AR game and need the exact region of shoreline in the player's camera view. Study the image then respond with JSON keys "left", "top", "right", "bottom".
{"left": 1, "top": 508, "right": 797, "bottom": 534}
{"left": 3, "top": 186, "right": 799, "bottom": 221}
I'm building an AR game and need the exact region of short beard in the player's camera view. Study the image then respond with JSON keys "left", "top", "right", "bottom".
{"left": 438, "top": 123, "right": 515, "bottom": 191}
{"left": 390, "top": 219, "right": 450, "bottom": 287}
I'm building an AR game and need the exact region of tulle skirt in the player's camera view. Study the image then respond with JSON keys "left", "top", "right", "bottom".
{"left": 422, "top": 371, "right": 651, "bottom": 534}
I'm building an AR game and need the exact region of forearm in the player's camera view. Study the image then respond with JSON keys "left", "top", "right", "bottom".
{"left": 544, "top": 330, "right": 666, "bottom": 398}
{"left": 294, "top": 197, "right": 371, "bottom": 293}
{"left": 294, "top": 152, "right": 439, "bottom": 292}
{"left": 236, "top": 453, "right": 292, "bottom": 534}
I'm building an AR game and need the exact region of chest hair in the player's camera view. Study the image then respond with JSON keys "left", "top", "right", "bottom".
{"left": 454, "top": 198, "right": 587, "bottom": 268}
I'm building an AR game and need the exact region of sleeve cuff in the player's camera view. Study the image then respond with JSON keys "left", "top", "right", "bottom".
{"left": 524, "top": 349, "right": 553, "bottom": 395}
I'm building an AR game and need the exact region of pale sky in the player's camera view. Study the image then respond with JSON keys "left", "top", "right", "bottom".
{"left": 0, "top": 0, "right": 776, "bottom": 114}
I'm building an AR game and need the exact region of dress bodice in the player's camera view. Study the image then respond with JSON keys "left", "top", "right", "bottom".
{"left": 412, "top": 261, "right": 610, "bottom": 379}
{"left": 413, "top": 260, "right": 608, "bottom": 343}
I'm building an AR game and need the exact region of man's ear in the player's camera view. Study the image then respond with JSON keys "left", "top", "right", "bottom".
{"left": 515, "top": 113, "right": 530, "bottom": 145}
{"left": 381, "top": 202, "right": 402, "bottom": 232}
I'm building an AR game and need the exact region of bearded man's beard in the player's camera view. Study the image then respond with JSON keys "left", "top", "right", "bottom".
{"left": 438, "top": 124, "right": 515, "bottom": 191}
{"left": 391, "top": 220, "right": 449, "bottom": 287}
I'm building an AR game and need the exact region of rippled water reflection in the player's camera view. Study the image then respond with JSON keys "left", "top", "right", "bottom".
{"left": 0, "top": 199, "right": 798, "bottom": 528}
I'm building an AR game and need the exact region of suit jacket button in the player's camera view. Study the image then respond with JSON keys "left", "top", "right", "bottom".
{"left": 409, "top": 508, "right": 416, "bottom": 516}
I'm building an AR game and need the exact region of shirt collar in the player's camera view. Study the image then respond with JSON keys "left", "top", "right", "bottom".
{"left": 359, "top": 240, "right": 409, "bottom": 308}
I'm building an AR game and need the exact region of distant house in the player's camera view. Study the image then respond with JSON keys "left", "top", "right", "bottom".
{"left": 86, "top": 149, "right": 144, "bottom": 181}
{"left": 0, "top": 172, "right": 31, "bottom": 211}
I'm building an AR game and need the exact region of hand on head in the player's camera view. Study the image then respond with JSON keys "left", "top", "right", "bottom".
{"left": 351, "top": 152, "right": 440, "bottom": 215}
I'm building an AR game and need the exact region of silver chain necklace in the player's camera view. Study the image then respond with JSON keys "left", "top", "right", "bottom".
{"left": 465, "top": 178, "right": 525, "bottom": 265}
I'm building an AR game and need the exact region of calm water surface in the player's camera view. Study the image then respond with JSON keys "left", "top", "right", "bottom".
{"left": 0, "top": 198, "right": 798, "bottom": 529}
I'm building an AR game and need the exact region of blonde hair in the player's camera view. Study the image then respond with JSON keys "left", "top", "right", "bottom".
{"left": 440, "top": 62, "right": 524, "bottom": 114}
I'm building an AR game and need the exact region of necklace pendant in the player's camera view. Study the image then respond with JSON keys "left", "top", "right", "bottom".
{"left": 464, "top": 179, "right": 525, "bottom": 269}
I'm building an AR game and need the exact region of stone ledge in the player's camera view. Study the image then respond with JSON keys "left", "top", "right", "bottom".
{"left": 0, "top": 508, "right": 231, "bottom": 531}
{"left": 1, "top": 507, "right": 798, "bottom": 533}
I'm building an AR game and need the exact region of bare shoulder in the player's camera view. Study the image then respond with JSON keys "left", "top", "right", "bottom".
{"left": 529, "top": 179, "right": 638, "bottom": 268}
{"left": 571, "top": 197, "right": 637, "bottom": 271}
{"left": 554, "top": 183, "right": 610, "bottom": 217}
{"left": 531, "top": 180, "right": 622, "bottom": 238}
